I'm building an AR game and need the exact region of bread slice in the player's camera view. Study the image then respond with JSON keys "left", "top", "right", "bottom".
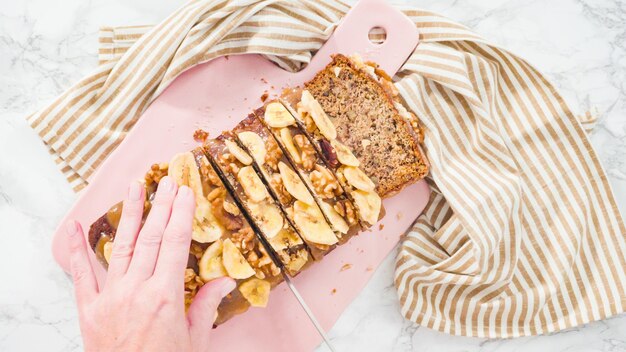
{"left": 231, "top": 114, "right": 339, "bottom": 257}
{"left": 204, "top": 134, "right": 314, "bottom": 272}
{"left": 88, "top": 148, "right": 283, "bottom": 326}
{"left": 301, "top": 54, "right": 429, "bottom": 197}
{"left": 275, "top": 96, "right": 384, "bottom": 227}
{"left": 254, "top": 102, "right": 372, "bottom": 237}
{"left": 233, "top": 110, "right": 360, "bottom": 252}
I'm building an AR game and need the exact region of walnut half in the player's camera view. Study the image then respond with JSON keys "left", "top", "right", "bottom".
{"left": 294, "top": 134, "right": 316, "bottom": 171}
{"left": 310, "top": 164, "right": 343, "bottom": 199}
{"left": 230, "top": 227, "right": 280, "bottom": 279}
{"left": 334, "top": 200, "right": 357, "bottom": 226}
{"left": 145, "top": 163, "right": 168, "bottom": 185}
{"left": 265, "top": 137, "right": 283, "bottom": 172}
{"left": 230, "top": 227, "right": 256, "bottom": 254}
{"left": 269, "top": 173, "right": 292, "bottom": 204}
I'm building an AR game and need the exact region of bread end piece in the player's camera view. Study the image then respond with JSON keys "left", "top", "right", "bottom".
{"left": 304, "top": 54, "right": 429, "bottom": 197}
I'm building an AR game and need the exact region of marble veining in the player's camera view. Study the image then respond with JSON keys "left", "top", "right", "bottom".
{"left": 0, "top": 0, "right": 624, "bottom": 351}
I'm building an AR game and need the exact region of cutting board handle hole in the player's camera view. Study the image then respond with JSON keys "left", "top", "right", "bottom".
{"left": 368, "top": 26, "right": 387, "bottom": 45}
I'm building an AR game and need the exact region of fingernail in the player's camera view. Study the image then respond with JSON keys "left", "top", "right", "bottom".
{"left": 218, "top": 278, "right": 236, "bottom": 298}
{"left": 128, "top": 182, "right": 143, "bottom": 201}
{"left": 159, "top": 176, "right": 175, "bottom": 193}
{"left": 65, "top": 220, "right": 78, "bottom": 236}
{"left": 179, "top": 185, "right": 193, "bottom": 198}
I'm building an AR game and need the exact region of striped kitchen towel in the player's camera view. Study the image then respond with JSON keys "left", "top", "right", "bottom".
{"left": 27, "top": 0, "right": 625, "bottom": 338}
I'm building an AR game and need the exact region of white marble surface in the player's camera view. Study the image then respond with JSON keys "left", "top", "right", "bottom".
{"left": 0, "top": 0, "right": 625, "bottom": 351}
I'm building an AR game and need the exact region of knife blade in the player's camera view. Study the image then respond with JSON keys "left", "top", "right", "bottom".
{"left": 282, "top": 272, "right": 337, "bottom": 352}
{"left": 207, "top": 155, "right": 337, "bottom": 351}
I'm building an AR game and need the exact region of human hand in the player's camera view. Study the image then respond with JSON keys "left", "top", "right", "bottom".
{"left": 66, "top": 176, "right": 236, "bottom": 352}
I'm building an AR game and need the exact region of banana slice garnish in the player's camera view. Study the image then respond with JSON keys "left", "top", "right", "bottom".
{"left": 351, "top": 190, "right": 382, "bottom": 226}
{"left": 239, "top": 278, "right": 271, "bottom": 307}
{"left": 193, "top": 201, "right": 225, "bottom": 243}
{"left": 268, "top": 228, "right": 304, "bottom": 251}
{"left": 319, "top": 202, "right": 349, "bottom": 234}
{"left": 264, "top": 102, "right": 295, "bottom": 127}
{"left": 225, "top": 139, "right": 253, "bottom": 165}
{"left": 285, "top": 253, "right": 309, "bottom": 274}
{"left": 279, "top": 128, "right": 301, "bottom": 164}
{"left": 169, "top": 152, "right": 204, "bottom": 196}
{"left": 222, "top": 238, "right": 255, "bottom": 279}
{"left": 169, "top": 152, "right": 224, "bottom": 243}
{"left": 293, "top": 200, "right": 338, "bottom": 246}
{"left": 342, "top": 166, "right": 375, "bottom": 192}
{"left": 248, "top": 202, "right": 284, "bottom": 239}
{"left": 199, "top": 240, "right": 228, "bottom": 282}
{"left": 299, "top": 90, "right": 337, "bottom": 140}
{"left": 331, "top": 139, "right": 360, "bottom": 167}
{"left": 237, "top": 131, "right": 266, "bottom": 165}
{"left": 237, "top": 166, "right": 268, "bottom": 203}
{"left": 278, "top": 161, "right": 314, "bottom": 205}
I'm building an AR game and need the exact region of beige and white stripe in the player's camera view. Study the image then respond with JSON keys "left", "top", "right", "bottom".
{"left": 27, "top": 0, "right": 625, "bottom": 338}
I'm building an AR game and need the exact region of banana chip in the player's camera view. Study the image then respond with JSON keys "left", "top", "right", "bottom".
{"left": 239, "top": 278, "right": 271, "bottom": 308}
{"left": 264, "top": 102, "right": 295, "bottom": 127}
{"left": 199, "top": 240, "right": 228, "bottom": 282}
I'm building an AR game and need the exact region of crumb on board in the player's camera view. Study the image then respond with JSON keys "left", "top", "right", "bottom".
{"left": 379, "top": 224, "right": 385, "bottom": 231}
{"left": 340, "top": 263, "right": 352, "bottom": 272}
{"left": 193, "top": 129, "right": 209, "bottom": 143}
{"left": 261, "top": 91, "right": 269, "bottom": 102}
{"left": 331, "top": 288, "right": 337, "bottom": 295}
{"left": 366, "top": 267, "right": 373, "bottom": 272}
{"left": 396, "top": 212, "right": 404, "bottom": 220}
{"left": 261, "top": 77, "right": 268, "bottom": 84}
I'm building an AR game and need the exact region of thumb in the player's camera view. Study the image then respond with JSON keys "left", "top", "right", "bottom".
{"left": 188, "top": 277, "right": 236, "bottom": 348}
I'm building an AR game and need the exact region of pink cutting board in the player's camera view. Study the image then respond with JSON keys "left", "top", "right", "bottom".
{"left": 52, "top": 0, "right": 429, "bottom": 350}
